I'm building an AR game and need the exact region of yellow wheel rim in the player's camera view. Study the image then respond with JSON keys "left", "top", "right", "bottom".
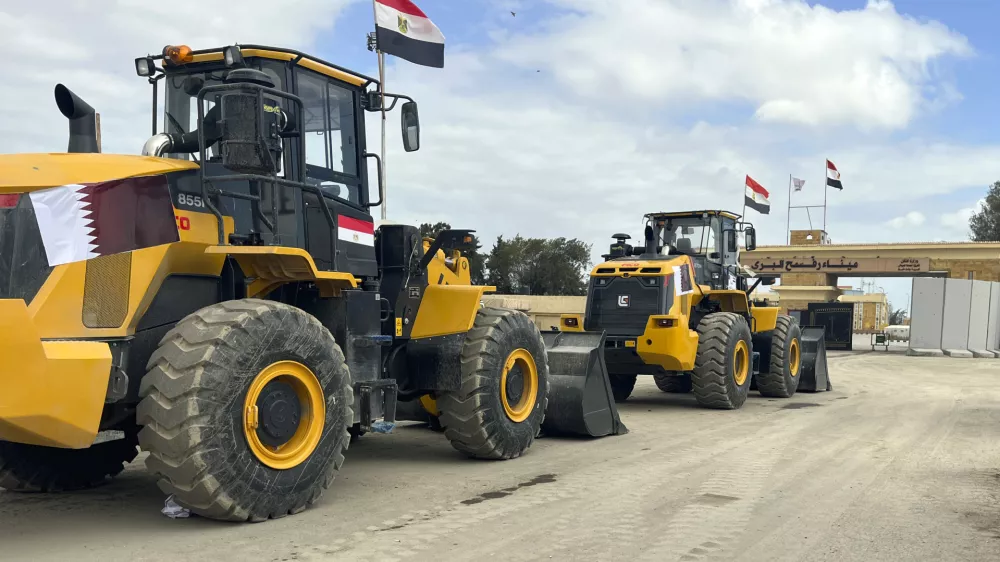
{"left": 500, "top": 348, "right": 539, "bottom": 423}
{"left": 733, "top": 340, "right": 750, "bottom": 386}
{"left": 789, "top": 338, "right": 801, "bottom": 378}
{"left": 419, "top": 394, "right": 440, "bottom": 417}
{"left": 243, "top": 360, "right": 325, "bottom": 470}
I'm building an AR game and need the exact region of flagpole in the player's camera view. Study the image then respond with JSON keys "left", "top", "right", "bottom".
{"left": 822, "top": 161, "right": 828, "bottom": 233}
{"left": 786, "top": 173, "right": 791, "bottom": 245}
{"left": 741, "top": 176, "right": 747, "bottom": 223}
{"left": 371, "top": 0, "right": 388, "bottom": 221}
{"left": 378, "top": 50, "right": 387, "bottom": 221}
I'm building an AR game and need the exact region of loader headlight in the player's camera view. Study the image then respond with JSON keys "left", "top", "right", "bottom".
{"left": 135, "top": 57, "right": 155, "bottom": 77}
{"left": 655, "top": 318, "right": 675, "bottom": 328}
{"left": 563, "top": 317, "right": 579, "bottom": 328}
{"left": 224, "top": 45, "right": 244, "bottom": 67}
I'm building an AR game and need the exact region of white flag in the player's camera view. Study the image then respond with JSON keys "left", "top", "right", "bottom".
{"left": 792, "top": 177, "right": 805, "bottom": 191}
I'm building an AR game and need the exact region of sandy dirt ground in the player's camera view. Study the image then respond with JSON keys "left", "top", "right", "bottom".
{"left": 3, "top": 348, "right": 1000, "bottom": 561}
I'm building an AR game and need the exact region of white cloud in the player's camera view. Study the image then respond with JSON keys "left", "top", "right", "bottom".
{"left": 495, "top": 0, "right": 971, "bottom": 130}
{"left": 0, "top": 0, "right": 358, "bottom": 154}
{"left": 887, "top": 211, "right": 926, "bottom": 229}
{"left": 0, "top": 0, "right": 994, "bottom": 294}
{"left": 939, "top": 198, "right": 983, "bottom": 235}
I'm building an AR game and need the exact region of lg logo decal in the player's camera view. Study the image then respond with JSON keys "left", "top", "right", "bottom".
{"left": 617, "top": 295, "right": 630, "bottom": 308}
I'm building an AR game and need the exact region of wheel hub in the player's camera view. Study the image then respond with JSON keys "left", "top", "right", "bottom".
{"left": 505, "top": 367, "right": 525, "bottom": 406}
{"left": 499, "top": 348, "right": 539, "bottom": 423}
{"left": 256, "top": 381, "right": 302, "bottom": 447}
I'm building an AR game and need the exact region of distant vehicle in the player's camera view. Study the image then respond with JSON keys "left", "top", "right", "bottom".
{"left": 884, "top": 325, "right": 910, "bottom": 342}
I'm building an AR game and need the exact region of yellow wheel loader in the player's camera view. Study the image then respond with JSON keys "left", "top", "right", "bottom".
{"left": 556, "top": 211, "right": 831, "bottom": 410}
{"left": 0, "top": 44, "right": 623, "bottom": 522}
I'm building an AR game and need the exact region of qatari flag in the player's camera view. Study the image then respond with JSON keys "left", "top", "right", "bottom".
{"left": 28, "top": 175, "right": 180, "bottom": 267}
{"left": 374, "top": 0, "right": 445, "bottom": 68}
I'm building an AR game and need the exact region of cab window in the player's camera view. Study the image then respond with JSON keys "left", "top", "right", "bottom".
{"left": 295, "top": 69, "right": 361, "bottom": 205}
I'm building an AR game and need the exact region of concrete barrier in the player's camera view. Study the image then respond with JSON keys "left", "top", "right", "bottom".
{"left": 908, "top": 278, "right": 945, "bottom": 356}
{"left": 968, "top": 280, "right": 995, "bottom": 357}
{"left": 988, "top": 282, "right": 1000, "bottom": 356}
{"left": 941, "top": 279, "right": 973, "bottom": 357}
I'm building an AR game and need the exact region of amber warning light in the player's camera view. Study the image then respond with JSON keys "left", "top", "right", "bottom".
{"left": 163, "top": 45, "right": 193, "bottom": 65}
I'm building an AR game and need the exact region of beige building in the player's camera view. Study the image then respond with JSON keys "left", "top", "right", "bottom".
{"left": 837, "top": 293, "right": 889, "bottom": 334}
{"left": 481, "top": 295, "right": 586, "bottom": 331}
{"left": 743, "top": 228, "right": 1000, "bottom": 317}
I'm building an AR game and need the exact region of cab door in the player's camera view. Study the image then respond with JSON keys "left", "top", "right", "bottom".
{"left": 293, "top": 66, "right": 377, "bottom": 277}
{"left": 720, "top": 217, "right": 742, "bottom": 290}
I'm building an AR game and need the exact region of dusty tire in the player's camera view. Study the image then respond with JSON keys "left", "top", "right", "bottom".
{"left": 610, "top": 374, "right": 637, "bottom": 402}
{"left": 437, "top": 308, "right": 549, "bottom": 460}
{"left": 691, "top": 312, "right": 753, "bottom": 410}
{"left": 137, "top": 299, "right": 354, "bottom": 522}
{"left": 0, "top": 428, "right": 139, "bottom": 492}
{"left": 654, "top": 372, "right": 692, "bottom": 393}
{"left": 756, "top": 315, "right": 802, "bottom": 398}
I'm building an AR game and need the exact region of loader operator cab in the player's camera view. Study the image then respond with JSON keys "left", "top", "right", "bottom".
{"left": 133, "top": 44, "right": 421, "bottom": 276}
{"left": 641, "top": 211, "right": 757, "bottom": 291}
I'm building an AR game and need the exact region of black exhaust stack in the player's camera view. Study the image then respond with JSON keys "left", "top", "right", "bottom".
{"left": 54, "top": 84, "right": 99, "bottom": 153}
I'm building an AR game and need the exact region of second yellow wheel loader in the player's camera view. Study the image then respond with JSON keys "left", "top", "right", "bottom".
{"left": 0, "top": 43, "right": 624, "bottom": 523}
{"left": 557, "top": 210, "right": 831, "bottom": 410}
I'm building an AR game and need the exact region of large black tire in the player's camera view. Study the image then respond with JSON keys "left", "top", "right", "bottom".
{"left": 0, "top": 427, "right": 139, "bottom": 492}
{"left": 654, "top": 372, "right": 692, "bottom": 393}
{"left": 610, "top": 374, "right": 637, "bottom": 402}
{"left": 756, "top": 315, "right": 802, "bottom": 398}
{"left": 691, "top": 312, "right": 753, "bottom": 410}
{"left": 437, "top": 308, "right": 549, "bottom": 460}
{"left": 137, "top": 299, "right": 354, "bottom": 522}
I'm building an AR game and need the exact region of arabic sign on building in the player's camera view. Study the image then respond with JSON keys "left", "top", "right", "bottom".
{"left": 744, "top": 256, "right": 930, "bottom": 274}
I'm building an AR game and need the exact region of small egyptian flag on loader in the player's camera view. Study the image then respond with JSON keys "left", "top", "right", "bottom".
{"left": 826, "top": 159, "right": 843, "bottom": 190}
{"left": 744, "top": 175, "right": 770, "bottom": 214}
{"left": 374, "top": 0, "right": 445, "bottom": 68}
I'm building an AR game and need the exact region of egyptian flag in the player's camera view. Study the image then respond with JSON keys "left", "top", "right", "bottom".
{"left": 744, "top": 175, "right": 770, "bottom": 214}
{"left": 374, "top": 0, "right": 445, "bottom": 68}
{"left": 826, "top": 159, "right": 843, "bottom": 190}
{"left": 337, "top": 215, "right": 375, "bottom": 247}
{"left": 27, "top": 175, "right": 180, "bottom": 267}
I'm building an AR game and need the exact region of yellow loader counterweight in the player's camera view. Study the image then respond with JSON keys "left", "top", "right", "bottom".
{"left": 0, "top": 43, "right": 621, "bottom": 522}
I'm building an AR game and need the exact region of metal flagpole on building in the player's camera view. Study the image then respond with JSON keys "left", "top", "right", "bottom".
{"left": 822, "top": 162, "right": 828, "bottom": 232}
{"left": 786, "top": 173, "right": 791, "bottom": 244}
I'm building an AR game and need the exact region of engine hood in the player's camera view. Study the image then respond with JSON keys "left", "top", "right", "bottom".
{"left": 0, "top": 153, "right": 199, "bottom": 192}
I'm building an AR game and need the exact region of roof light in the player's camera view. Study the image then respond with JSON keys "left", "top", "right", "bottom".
{"left": 223, "top": 45, "right": 244, "bottom": 67}
{"left": 163, "top": 45, "right": 193, "bottom": 65}
{"left": 135, "top": 57, "right": 155, "bottom": 77}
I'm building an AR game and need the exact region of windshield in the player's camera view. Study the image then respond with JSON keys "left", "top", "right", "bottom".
{"left": 657, "top": 216, "right": 719, "bottom": 256}
{"left": 161, "top": 61, "right": 286, "bottom": 162}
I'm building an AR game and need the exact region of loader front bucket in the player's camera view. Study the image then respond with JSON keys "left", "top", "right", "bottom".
{"left": 797, "top": 326, "right": 833, "bottom": 392}
{"left": 540, "top": 330, "right": 628, "bottom": 437}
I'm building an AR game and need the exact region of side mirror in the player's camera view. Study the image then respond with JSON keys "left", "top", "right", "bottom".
{"left": 401, "top": 101, "right": 420, "bottom": 152}
{"left": 761, "top": 276, "right": 776, "bottom": 286}
{"left": 745, "top": 226, "right": 757, "bottom": 251}
{"left": 725, "top": 229, "right": 738, "bottom": 253}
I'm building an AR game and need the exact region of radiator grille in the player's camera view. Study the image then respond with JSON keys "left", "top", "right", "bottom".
{"left": 83, "top": 252, "right": 132, "bottom": 328}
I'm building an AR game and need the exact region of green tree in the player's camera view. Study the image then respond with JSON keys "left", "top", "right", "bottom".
{"left": 485, "top": 235, "right": 592, "bottom": 296}
{"left": 418, "top": 222, "right": 486, "bottom": 284}
{"left": 888, "top": 307, "right": 907, "bottom": 325}
{"left": 969, "top": 181, "right": 1000, "bottom": 241}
